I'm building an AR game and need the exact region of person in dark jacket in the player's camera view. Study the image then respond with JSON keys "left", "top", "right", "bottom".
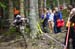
{"left": 64, "top": 6, "right": 75, "bottom": 49}
{"left": 53, "top": 7, "right": 63, "bottom": 34}
{"left": 41, "top": 8, "right": 50, "bottom": 33}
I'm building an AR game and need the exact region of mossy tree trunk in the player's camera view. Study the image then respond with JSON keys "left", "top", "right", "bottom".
{"left": 9, "top": 0, "right": 14, "bottom": 22}
{"left": 20, "top": 0, "right": 25, "bottom": 17}
{"left": 29, "top": 0, "right": 39, "bottom": 38}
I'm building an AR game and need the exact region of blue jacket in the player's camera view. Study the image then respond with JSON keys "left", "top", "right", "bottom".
{"left": 54, "top": 11, "right": 62, "bottom": 23}
{"left": 41, "top": 12, "right": 50, "bottom": 20}
{"left": 46, "top": 12, "right": 50, "bottom": 20}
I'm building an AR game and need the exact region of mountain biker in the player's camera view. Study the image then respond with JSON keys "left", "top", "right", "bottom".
{"left": 13, "top": 14, "right": 22, "bottom": 26}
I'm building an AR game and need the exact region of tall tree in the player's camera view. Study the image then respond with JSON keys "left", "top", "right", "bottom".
{"left": 70, "top": 0, "right": 75, "bottom": 5}
{"left": 9, "top": 0, "right": 14, "bottom": 22}
{"left": 38, "top": 0, "right": 44, "bottom": 17}
{"left": 20, "top": 0, "right": 25, "bottom": 17}
{"left": 29, "top": 0, "right": 39, "bottom": 38}
{"left": 44, "top": 0, "right": 46, "bottom": 7}
{"left": 40, "top": 0, "right": 44, "bottom": 8}
{"left": 19, "top": 0, "right": 28, "bottom": 49}
{"left": 25, "top": 0, "right": 29, "bottom": 17}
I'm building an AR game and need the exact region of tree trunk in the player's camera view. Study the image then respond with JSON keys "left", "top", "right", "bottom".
{"left": 38, "top": 0, "right": 43, "bottom": 17}
{"left": 9, "top": 0, "right": 14, "bottom": 22}
{"left": 57, "top": 0, "right": 60, "bottom": 8}
{"left": 70, "top": 0, "right": 75, "bottom": 5}
{"left": 44, "top": 0, "right": 46, "bottom": 8}
{"left": 20, "top": 0, "right": 25, "bottom": 17}
{"left": 29, "top": 0, "right": 39, "bottom": 38}
{"left": 63, "top": 0, "right": 66, "bottom": 9}
{"left": 40, "top": 0, "right": 44, "bottom": 8}
{"left": 25, "top": 0, "right": 29, "bottom": 17}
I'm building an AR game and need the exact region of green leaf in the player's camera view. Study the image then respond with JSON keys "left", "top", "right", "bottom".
{"left": 0, "top": 2, "right": 6, "bottom": 8}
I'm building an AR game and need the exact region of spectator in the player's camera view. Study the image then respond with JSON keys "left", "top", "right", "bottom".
{"left": 48, "top": 9, "right": 55, "bottom": 33}
{"left": 41, "top": 8, "right": 50, "bottom": 33}
{"left": 53, "top": 7, "right": 63, "bottom": 34}
{"left": 64, "top": 6, "right": 75, "bottom": 49}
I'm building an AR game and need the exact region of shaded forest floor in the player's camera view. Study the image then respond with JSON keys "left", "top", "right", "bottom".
{"left": 0, "top": 29, "right": 67, "bottom": 49}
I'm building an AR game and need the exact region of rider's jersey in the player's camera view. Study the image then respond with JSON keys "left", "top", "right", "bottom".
{"left": 13, "top": 15, "right": 22, "bottom": 25}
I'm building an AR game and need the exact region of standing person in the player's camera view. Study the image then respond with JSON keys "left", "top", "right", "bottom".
{"left": 64, "top": 5, "right": 73, "bottom": 49}
{"left": 41, "top": 8, "right": 50, "bottom": 33}
{"left": 64, "top": 6, "right": 75, "bottom": 49}
{"left": 48, "top": 9, "right": 55, "bottom": 33}
{"left": 53, "top": 7, "right": 63, "bottom": 34}
{"left": 66, "top": 5, "right": 73, "bottom": 29}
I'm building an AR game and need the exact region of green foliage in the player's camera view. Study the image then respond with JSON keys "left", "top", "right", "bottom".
{"left": 25, "top": 24, "right": 31, "bottom": 37}
{"left": 25, "top": 25, "right": 30, "bottom": 33}
{"left": 9, "top": 27, "right": 16, "bottom": 33}
{"left": 62, "top": 9, "right": 68, "bottom": 20}
{"left": 0, "top": 2, "right": 6, "bottom": 8}
{"left": 4, "top": 25, "right": 30, "bottom": 38}
{"left": 4, "top": 26, "right": 17, "bottom": 36}
{"left": 0, "top": 20, "right": 8, "bottom": 28}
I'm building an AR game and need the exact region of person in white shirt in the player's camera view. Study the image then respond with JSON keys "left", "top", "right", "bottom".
{"left": 48, "top": 9, "right": 55, "bottom": 33}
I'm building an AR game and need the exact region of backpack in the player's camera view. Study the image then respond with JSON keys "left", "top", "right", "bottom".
{"left": 57, "top": 19, "right": 64, "bottom": 28}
